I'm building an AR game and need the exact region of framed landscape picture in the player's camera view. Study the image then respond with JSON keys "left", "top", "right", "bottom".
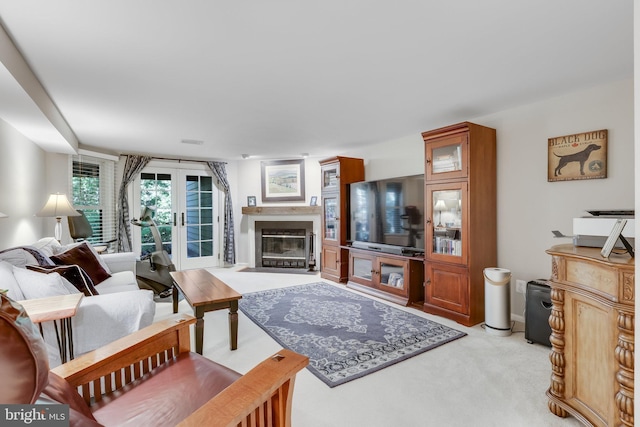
{"left": 261, "top": 159, "right": 306, "bottom": 202}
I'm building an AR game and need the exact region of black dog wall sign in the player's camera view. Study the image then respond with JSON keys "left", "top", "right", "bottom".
{"left": 548, "top": 129, "right": 607, "bottom": 182}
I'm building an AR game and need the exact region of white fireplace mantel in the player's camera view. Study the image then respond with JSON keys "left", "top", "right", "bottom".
{"left": 242, "top": 206, "right": 322, "bottom": 268}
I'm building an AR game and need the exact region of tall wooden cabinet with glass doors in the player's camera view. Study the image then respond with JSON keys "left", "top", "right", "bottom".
{"left": 319, "top": 156, "right": 364, "bottom": 282}
{"left": 422, "top": 122, "right": 496, "bottom": 327}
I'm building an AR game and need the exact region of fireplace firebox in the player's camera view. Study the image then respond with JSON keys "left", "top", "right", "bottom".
{"left": 255, "top": 221, "right": 313, "bottom": 268}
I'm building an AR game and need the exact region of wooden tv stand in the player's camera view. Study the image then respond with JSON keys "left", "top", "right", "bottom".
{"left": 345, "top": 246, "right": 424, "bottom": 307}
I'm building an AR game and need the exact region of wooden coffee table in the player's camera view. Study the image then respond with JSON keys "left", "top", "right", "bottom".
{"left": 170, "top": 269, "right": 242, "bottom": 354}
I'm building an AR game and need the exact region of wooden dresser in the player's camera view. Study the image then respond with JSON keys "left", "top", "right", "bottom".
{"left": 546, "top": 244, "right": 634, "bottom": 427}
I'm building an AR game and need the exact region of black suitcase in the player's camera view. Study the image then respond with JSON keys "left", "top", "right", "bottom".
{"left": 525, "top": 280, "right": 552, "bottom": 347}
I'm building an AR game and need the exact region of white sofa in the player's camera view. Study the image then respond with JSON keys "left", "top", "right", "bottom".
{"left": 0, "top": 238, "right": 155, "bottom": 367}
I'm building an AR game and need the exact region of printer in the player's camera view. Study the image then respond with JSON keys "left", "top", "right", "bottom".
{"left": 573, "top": 210, "right": 635, "bottom": 249}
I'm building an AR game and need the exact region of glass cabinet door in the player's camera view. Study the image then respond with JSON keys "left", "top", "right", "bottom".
{"left": 426, "top": 182, "right": 467, "bottom": 265}
{"left": 379, "top": 259, "right": 406, "bottom": 293}
{"left": 321, "top": 164, "right": 340, "bottom": 192}
{"left": 425, "top": 133, "right": 468, "bottom": 181}
{"left": 351, "top": 253, "right": 374, "bottom": 284}
{"left": 322, "top": 194, "right": 339, "bottom": 243}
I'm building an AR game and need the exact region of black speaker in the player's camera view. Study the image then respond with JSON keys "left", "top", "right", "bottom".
{"left": 525, "top": 280, "right": 552, "bottom": 347}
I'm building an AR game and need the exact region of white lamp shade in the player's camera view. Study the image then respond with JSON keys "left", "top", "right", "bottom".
{"left": 434, "top": 199, "right": 447, "bottom": 211}
{"left": 36, "top": 194, "right": 80, "bottom": 218}
{"left": 0, "top": 212, "right": 7, "bottom": 218}
{"left": 36, "top": 194, "right": 80, "bottom": 241}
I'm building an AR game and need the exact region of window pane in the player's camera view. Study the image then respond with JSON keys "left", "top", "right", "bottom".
{"left": 187, "top": 209, "right": 199, "bottom": 224}
{"left": 157, "top": 226, "right": 172, "bottom": 252}
{"left": 156, "top": 190, "right": 172, "bottom": 209}
{"left": 201, "top": 208, "right": 213, "bottom": 224}
{"left": 138, "top": 172, "right": 173, "bottom": 258}
{"left": 186, "top": 192, "right": 199, "bottom": 208}
{"left": 186, "top": 175, "right": 199, "bottom": 191}
{"left": 200, "top": 192, "right": 212, "bottom": 208}
{"left": 154, "top": 210, "right": 172, "bottom": 225}
{"left": 201, "top": 225, "right": 213, "bottom": 240}
{"left": 187, "top": 242, "right": 199, "bottom": 258}
{"left": 70, "top": 155, "right": 115, "bottom": 246}
{"left": 200, "top": 241, "right": 213, "bottom": 257}
{"left": 141, "top": 243, "right": 155, "bottom": 255}
{"left": 187, "top": 226, "right": 200, "bottom": 240}
{"left": 73, "top": 162, "right": 99, "bottom": 177}
{"left": 200, "top": 177, "right": 212, "bottom": 192}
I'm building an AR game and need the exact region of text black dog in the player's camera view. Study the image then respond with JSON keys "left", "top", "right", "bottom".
{"left": 554, "top": 143, "right": 601, "bottom": 176}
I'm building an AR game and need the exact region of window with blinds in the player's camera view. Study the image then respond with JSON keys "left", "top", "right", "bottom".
{"left": 69, "top": 154, "right": 116, "bottom": 244}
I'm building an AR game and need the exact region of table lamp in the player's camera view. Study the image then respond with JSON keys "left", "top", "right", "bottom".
{"left": 434, "top": 199, "right": 447, "bottom": 228}
{"left": 36, "top": 193, "right": 81, "bottom": 241}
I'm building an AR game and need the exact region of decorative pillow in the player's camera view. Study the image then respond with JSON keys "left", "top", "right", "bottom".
{"left": 0, "top": 246, "right": 54, "bottom": 268}
{"left": 0, "top": 261, "right": 25, "bottom": 300}
{"left": 27, "top": 265, "right": 99, "bottom": 297}
{"left": 13, "top": 266, "right": 80, "bottom": 300}
{"left": 32, "top": 237, "right": 63, "bottom": 258}
{"left": 50, "top": 242, "right": 112, "bottom": 285}
{"left": 55, "top": 242, "right": 112, "bottom": 274}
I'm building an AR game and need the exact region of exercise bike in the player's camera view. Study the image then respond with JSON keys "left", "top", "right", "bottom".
{"left": 130, "top": 206, "right": 175, "bottom": 298}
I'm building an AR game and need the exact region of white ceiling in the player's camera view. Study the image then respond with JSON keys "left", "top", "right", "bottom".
{"left": 0, "top": 1, "right": 633, "bottom": 161}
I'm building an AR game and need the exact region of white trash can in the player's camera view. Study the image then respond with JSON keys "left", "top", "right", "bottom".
{"left": 483, "top": 267, "right": 512, "bottom": 337}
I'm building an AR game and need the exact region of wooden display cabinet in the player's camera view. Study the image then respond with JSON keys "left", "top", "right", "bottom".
{"left": 319, "top": 156, "right": 364, "bottom": 283}
{"left": 347, "top": 248, "right": 424, "bottom": 307}
{"left": 546, "top": 244, "right": 634, "bottom": 427}
{"left": 422, "top": 122, "right": 496, "bottom": 327}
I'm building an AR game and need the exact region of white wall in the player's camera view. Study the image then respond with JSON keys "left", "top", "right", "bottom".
{"left": 349, "top": 134, "right": 425, "bottom": 180}
{"left": 232, "top": 157, "right": 321, "bottom": 265}
{"left": 481, "top": 78, "right": 633, "bottom": 318}
{"left": 0, "top": 118, "right": 48, "bottom": 247}
{"left": 336, "top": 78, "right": 634, "bottom": 319}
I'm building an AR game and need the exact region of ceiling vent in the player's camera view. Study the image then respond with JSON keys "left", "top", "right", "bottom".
{"left": 180, "top": 139, "right": 204, "bottom": 145}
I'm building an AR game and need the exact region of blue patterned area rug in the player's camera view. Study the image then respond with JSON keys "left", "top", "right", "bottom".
{"left": 239, "top": 282, "right": 466, "bottom": 387}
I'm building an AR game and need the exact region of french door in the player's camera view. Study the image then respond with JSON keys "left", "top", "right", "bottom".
{"left": 133, "top": 166, "right": 221, "bottom": 270}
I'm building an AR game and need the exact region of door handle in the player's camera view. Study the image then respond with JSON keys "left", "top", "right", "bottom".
{"left": 181, "top": 212, "right": 185, "bottom": 226}
{"left": 173, "top": 212, "right": 177, "bottom": 226}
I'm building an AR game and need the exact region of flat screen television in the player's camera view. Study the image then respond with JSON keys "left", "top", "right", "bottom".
{"left": 349, "top": 174, "right": 425, "bottom": 255}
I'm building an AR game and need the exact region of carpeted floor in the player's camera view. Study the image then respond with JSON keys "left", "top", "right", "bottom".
{"left": 154, "top": 269, "right": 582, "bottom": 426}
{"left": 239, "top": 282, "right": 466, "bottom": 387}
